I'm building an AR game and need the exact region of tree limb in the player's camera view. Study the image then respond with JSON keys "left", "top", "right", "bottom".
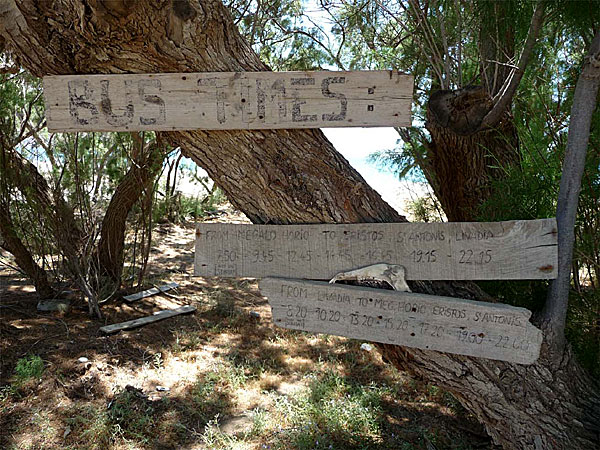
{"left": 542, "top": 30, "right": 600, "bottom": 351}
{"left": 480, "top": 2, "right": 545, "bottom": 129}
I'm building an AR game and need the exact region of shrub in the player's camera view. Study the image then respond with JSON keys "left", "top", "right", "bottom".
{"left": 14, "top": 354, "right": 44, "bottom": 383}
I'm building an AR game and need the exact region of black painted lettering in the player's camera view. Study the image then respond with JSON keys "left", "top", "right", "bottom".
{"left": 198, "top": 78, "right": 226, "bottom": 124}
{"left": 281, "top": 285, "right": 307, "bottom": 298}
{"left": 322, "top": 230, "right": 336, "bottom": 240}
{"left": 291, "top": 77, "right": 317, "bottom": 122}
{"left": 138, "top": 79, "right": 166, "bottom": 125}
{"left": 100, "top": 80, "right": 134, "bottom": 126}
{"left": 256, "top": 79, "right": 287, "bottom": 121}
{"left": 321, "top": 77, "right": 347, "bottom": 121}
{"left": 256, "top": 80, "right": 266, "bottom": 120}
{"left": 68, "top": 80, "right": 99, "bottom": 125}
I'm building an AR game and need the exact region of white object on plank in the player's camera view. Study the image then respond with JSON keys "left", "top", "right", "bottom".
{"left": 99, "top": 305, "right": 196, "bottom": 334}
{"left": 43, "top": 70, "right": 413, "bottom": 132}
{"left": 194, "top": 219, "right": 558, "bottom": 280}
{"left": 123, "top": 282, "right": 179, "bottom": 302}
{"left": 260, "top": 278, "right": 543, "bottom": 365}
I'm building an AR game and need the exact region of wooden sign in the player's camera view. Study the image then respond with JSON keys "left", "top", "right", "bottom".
{"left": 261, "top": 278, "right": 542, "bottom": 364}
{"left": 123, "top": 282, "right": 179, "bottom": 303}
{"left": 195, "top": 219, "right": 557, "bottom": 280}
{"left": 43, "top": 70, "right": 413, "bottom": 132}
{"left": 99, "top": 305, "right": 196, "bottom": 334}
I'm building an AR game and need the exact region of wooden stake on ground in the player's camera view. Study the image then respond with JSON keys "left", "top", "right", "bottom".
{"left": 260, "top": 278, "right": 543, "bottom": 365}
{"left": 99, "top": 305, "right": 196, "bottom": 334}
{"left": 195, "top": 219, "right": 558, "bottom": 280}
{"left": 123, "top": 282, "right": 179, "bottom": 302}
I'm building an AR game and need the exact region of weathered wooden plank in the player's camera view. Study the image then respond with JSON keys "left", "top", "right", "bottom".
{"left": 99, "top": 305, "right": 196, "bottom": 334}
{"left": 43, "top": 70, "right": 413, "bottom": 132}
{"left": 195, "top": 219, "right": 557, "bottom": 280}
{"left": 260, "top": 278, "right": 543, "bottom": 365}
{"left": 123, "top": 282, "right": 179, "bottom": 302}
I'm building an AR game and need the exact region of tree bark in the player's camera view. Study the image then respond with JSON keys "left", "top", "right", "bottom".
{"left": 96, "top": 141, "right": 166, "bottom": 282}
{"left": 478, "top": 1, "right": 515, "bottom": 97}
{"left": 417, "top": 2, "right": 543, "bottom": 222}
{"left": 543, "top": 31, "right": 600, "bottom": 352}
{"left": 425, "top": 85, "right": 520, "bottom": 221}
{"left": 1, "top": 1, "right": 598, "bottom": 448}
{"left": 0, "top": 125, "right": 56, "bottom": 299}
{"left": 0, "top": 145, "right": 101, "bottom": 315}
{"left": 0, "top": 202, "right": 55, "bottom": 299}
{"left": 0, "top": 147, "right": 82, "bottom": 271}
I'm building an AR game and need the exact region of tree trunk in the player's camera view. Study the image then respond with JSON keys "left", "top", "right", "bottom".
{"left": 0, "top": 139, "right": 56, "bottom": 299}
{"left": 397, "top": 1, "right": 530, "bottom": 222}
{"left": 1, "top": 1, "right": 598, "bottom": 448}
{"left": 96, "top": 141, "right": 165, "bottom": 282}
{"left": 0, "top": 145, "right": 102, "bottom": 315}
{"left": 0, "top": 146, "right": 82, "bottom": 272}
{"left": 426, "top": 85, "right": 520, "bottom": 221}
{"left": 478, "top": 1, "right": 516, "bottom": 97}
{"left": 0, "top": 202, "right": 55, "bottom": 299}
{"left": 543, "top": 31, "right": 600, "bottom": 353}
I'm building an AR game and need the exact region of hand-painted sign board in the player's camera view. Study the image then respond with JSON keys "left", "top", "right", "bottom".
{"left": 261, "top": 278, "right": 543, "bottom": 364}
{"left": 43, "top": 70, "right": 413, "bottom": 132}
{"left": 195, "top": 219, "right": 557, "bottom": 280}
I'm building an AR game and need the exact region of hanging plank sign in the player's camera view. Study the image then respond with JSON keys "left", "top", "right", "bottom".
{"left": 42, "top": 70, "right": 413, "bottom": 132}
{"left": 195, "top": 219, "right": 557, "bottom": 280}
{"left": 261, "top": 278, "right": 543, "bottom": 365}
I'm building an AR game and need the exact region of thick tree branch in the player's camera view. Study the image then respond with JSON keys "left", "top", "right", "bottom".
{"left": 96, "top": 142, "right": 166, "bottom": 282}
{"left": 480, "top": 2, "right": 545, "bottom": 129}
{"left": 542, "top": 31, "right": 600, "bottom": 350}
{"left": 0, "top": 199, "right": 55, "bottom": 299}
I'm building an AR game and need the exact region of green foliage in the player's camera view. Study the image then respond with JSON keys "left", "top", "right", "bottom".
{"left": 549, "top": 1, "right": 600, "bottom": 43}
{"left": 108, "top": 388, "right": 156, "bottom": 443}
{"left": 475, "top": 31, "right": 600, "bottom": 373}
{"left": 13, "top": 354, "right": 44, "bottom": 383}
{"left": 66, "top": 405, "right": 112, "bottom": 449}
{"left": 0, "top": 66, "right": 167, "bottom": 299}
{"left": 201, "top": 417, "right": 247, "bottom": 449}
{"left": 229, "top": 0, "right": 335, "bottom": 71}
{"left": 269, "top": 370, "right": 386, "bottom": 449}
{"left": 0, "top": 69, "right": 44, "bottom": 137}
{"left": 406, "top": 195, "right": 445, "bottom": 223}
{"left": 153, "top": 186, "right": 226, "bottom": 224}
{"left": 192, "top": 364, "right": 242, "bottom": 420}
{"left": 566, "top": 289, "right": 600, "bottom": 379}
{"left": 369, "top": 142, "right": 425, "bottom": 182}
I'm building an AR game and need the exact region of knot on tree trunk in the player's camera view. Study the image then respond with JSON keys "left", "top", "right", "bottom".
{"left": 427, "top": 86, "right": 493, "bottom": 135}
{"left": 96, "top": 0, "right": 137, "bottom": 19}
{"left": 425, "top": 86, "right": 519, "bottom": 221}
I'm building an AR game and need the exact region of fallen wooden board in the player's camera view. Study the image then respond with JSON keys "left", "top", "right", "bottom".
{"left": 260, "top": 278, "right": 543, "bottom": 365}
{"left": 195, "top": 219, "right": 557, "bottom": 280}
{"left": 99, "top": 305, "right": 196, "bottom": 334}
{"left": 43, "top": 70, "right": 413, "bottom": 132}
{"left": 123, "top": 282, "right": 179, "bottom": 302}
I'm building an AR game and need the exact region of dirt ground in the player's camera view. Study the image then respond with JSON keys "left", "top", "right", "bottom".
{"left": 0, "top": 208, "right": 496, "bottom": 449}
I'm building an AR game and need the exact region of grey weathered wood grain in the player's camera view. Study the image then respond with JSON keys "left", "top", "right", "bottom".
{"left": 123, "top": 282, "right": 179, "bottom": 302}
{"left": 195, "top": 219, "right": 557, "bottom": 280}
{"left": 99, "top": 305, "right": 196, "bottom": 334}
{"left": 260, "top": 278, "right": 542, "bottom": 365}
{"left": 43, "top": 71, "right": 413, "bottom": 132}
